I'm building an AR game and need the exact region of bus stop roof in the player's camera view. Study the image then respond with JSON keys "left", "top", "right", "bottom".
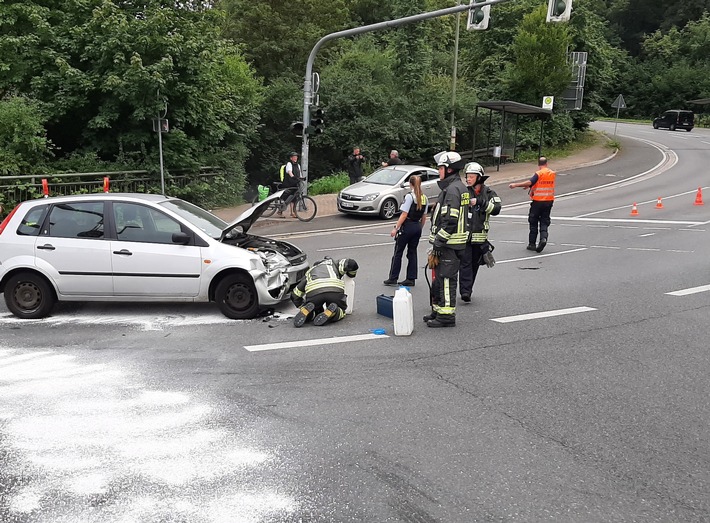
{"left": 476, "top": 100, "right": 552, "bottom": 116}
{"left": 688, "top": 98, "right": 710, "bottom": 105}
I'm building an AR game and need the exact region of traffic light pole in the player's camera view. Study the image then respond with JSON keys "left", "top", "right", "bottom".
{"left": 300, "top": 0, "right": 510, "bottom": 189}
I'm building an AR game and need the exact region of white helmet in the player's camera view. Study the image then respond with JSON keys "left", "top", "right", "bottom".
{"left": 434, "top": 151, "right": 462, "bottom": 168}
{"left": 464, "top": 162, "right": 485, "bottom": 176}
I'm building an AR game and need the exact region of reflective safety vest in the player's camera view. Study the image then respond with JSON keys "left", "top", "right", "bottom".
{"left": 279, "top": 165, "right": 286, "bottom": 182}
{"left": 406, "top": 193, "right": 428, "bottom": 222}
{"left": 531, "top": 167, "right": 556, "bottom": 201}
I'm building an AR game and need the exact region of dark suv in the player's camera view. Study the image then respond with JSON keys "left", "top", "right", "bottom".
{"left": 653, "top": 110, "right": 694, "bottom": 132}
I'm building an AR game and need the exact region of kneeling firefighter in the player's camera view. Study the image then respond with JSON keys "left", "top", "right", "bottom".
{"left": 291, "top": 257, "right": 359, "bottom": 327}
{"left": 425, "top": 151, "right": 470, "bottom": 328}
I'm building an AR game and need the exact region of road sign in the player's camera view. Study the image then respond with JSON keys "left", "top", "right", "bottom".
{"left": 612, "top": 94, "right": 626, "bottom": 109}
{"left": 542, "top": 96, "right": 554, "bottom": 110}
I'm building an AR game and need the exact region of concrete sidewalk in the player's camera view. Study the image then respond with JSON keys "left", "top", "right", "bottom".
{"left": 213, "top": 140, "right": 616, "bottom": 223}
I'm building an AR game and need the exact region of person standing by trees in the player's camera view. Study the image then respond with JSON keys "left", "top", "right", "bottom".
{"left": 346, "top": 146, "right": 366, "bottom": 185}
{"left": 381, "top": 150, "right": 402, "bottom": 167}
{"left": 509, "top": 157, "right": 556, "bottom": 253}
{"left": 383, "top": 175, "right": 429, "bottom": 287}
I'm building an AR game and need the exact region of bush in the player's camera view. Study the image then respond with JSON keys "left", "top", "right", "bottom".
{"left": 308, "top": 171, "right": 351, "bottom": 195}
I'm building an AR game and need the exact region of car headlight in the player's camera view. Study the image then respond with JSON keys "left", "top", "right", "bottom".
{"left": 362, "top": 193, "right": 379, "bottom": 201}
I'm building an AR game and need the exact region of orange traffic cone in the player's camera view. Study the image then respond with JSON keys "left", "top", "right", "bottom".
{"left": 655, "top": 197, "right": 664, "bottom": 209}
{"left": 630, "top": 202, "right": 639, "bottom": 216}
{"left": 694, "top": 187, "right": 704, "bottom": 206}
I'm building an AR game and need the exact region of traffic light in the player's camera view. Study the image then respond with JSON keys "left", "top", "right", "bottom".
{"left": 309, "top": 108, "right": 325, "bottom": 136}
{"left": 290, "top": 121, "right": 304, "bottom": 136}
{"left": 466, "top": 4, "right": 490, "bottom": 31}
{"left": 546, "top": 0, "right": 572, "bottom": 22}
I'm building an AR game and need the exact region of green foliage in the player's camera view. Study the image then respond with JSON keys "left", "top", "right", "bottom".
{"left": 0, "top": 95, "right": 52, "bottom": 175}
{"left": 308, "top": 172, "right": 351, "bottom": 195}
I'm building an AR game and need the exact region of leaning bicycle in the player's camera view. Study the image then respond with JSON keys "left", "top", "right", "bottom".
{"left": 257, "top": 180, "right": 317, "bottom": 222}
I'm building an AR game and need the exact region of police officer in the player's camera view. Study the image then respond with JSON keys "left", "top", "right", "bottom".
{"left": 291, "top": 257, "right": 359, "bottom": 327}
{"left": 425, "top": 151, "right": 470, "bottom": 328}
{"left": 459, "top": 162, "right": 502, "bottom": 302}
{"left": 509, "top": 156, "right": 556, "bottom": 252}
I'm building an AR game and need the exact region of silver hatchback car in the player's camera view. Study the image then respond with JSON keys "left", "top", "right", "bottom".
{"left": 337, "top": 165, "right": 441, "bottom": 219}
{"left": 0, "top": 191, "right": 308, "bottom": 319}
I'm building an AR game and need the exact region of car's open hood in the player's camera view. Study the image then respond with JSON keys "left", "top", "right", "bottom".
{"left": 220, "top": 190, "right": 287, "bottom": 240}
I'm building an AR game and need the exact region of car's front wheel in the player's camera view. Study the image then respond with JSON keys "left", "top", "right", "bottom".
{"left": 379, "top": 198, "right": 398, "bottom": 220}
{"left": 215, "top": 273, "right": 260, "bottom": 319}
{"left": 669, "top": 124, "right": 676, "bottom": 131}
{"left": 653, "top": 122, "right": 659, "bottom": 129}
{"left": 4, "top": 272, "right": 55, "bottom": 319}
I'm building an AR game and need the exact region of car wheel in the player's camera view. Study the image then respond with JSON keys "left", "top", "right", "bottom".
{"left": 4, "top": 272, "right": 55, "bottom": 319}
{"left": 379, "top": 198, "right": 398, "bottom": 220}
{"left": 669, "top": 124, "right": 676, "bottom": 131}
{"left": 686, "top": 128, "right": 692, "bottom": 132}
{"left": 215, "top": 273, "right": 260, "bottom": 319}
{"left": 653, "top": 122, "right": 659, "bottom": 129}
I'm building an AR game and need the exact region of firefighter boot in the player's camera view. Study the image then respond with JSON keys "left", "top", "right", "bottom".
{"left": 314, "top": 303, "right": 341, "bottom": 326}
{"left": 293, "top": 302, "right": 316, "bottom": 328}
{"left": 423, "top": 310, "right": 437, "bottom": 322}
{"left": 427, "top": 314, "right": 455, "bottom": 328}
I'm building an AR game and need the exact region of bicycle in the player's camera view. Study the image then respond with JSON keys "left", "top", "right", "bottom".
{"left": 256, "top": 179, "right": 318, "bottom": 222}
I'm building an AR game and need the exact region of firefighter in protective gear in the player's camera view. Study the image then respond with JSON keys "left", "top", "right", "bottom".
{"left": 459, "top": 162, "right": 502, "bottom": 302}
{"left": 509, "top": 156, "right": 556, "bottom": 253}
{"left": 291, "top": 258, "right": 358, "bottom": 327}
{"left": 425, "top": 151, "right": 470, "bottom": 328}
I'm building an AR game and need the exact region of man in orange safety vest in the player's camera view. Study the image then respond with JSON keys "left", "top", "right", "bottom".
{"left": 509, "top": 156, "right": 556, "bottom": 253}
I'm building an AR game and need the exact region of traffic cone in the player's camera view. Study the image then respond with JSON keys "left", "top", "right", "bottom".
{"left": 694, "top": 187, "right": 704, "bottom": 206}
{"left": 655, "top": 197, "right": 664, "bottom": 209}
{"left": 630, "top": 202, "right": 639, "bottom": 216}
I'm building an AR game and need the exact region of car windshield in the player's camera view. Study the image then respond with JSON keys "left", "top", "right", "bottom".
{"left": 159, "top": 199, "right": 226, "bottom": 239}
{"left": 365, "top": 168, "right": 407, "bottom": 186}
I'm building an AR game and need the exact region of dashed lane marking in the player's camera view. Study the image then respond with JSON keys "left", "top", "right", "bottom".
{"left": 491, "top": 306, "right": 597, "bottom": 324}
{"left": 666, "top": 284, "right": 710, "bottom": 297}
{"left": 244, "top": 333, "right": 390, "bottom": 352}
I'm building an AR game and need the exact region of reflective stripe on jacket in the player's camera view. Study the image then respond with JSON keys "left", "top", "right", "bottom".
{"left": 531, "top": 167, "right": 556, "bottom": 201}
{"left": 469, "top": 185, "right": 502, "bottom": 243}
{"left": 429, "top": 175, "right": 470, "bottom": 249}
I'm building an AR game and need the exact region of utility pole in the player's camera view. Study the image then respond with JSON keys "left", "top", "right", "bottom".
{"left": 299, "top": 0, "right": 509, "bottom": 189}
{"left": 450, "top": 3, "right": 462, "bottom": 151}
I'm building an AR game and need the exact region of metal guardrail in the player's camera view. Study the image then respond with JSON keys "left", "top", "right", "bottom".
{"left": 0, "top": 168, "right": 221, "bottom": 216}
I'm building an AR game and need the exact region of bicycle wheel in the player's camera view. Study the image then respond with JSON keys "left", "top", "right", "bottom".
{"left": 294, "top": 195, "right": 317, "bottom": 222}
{"left": 260, "top": 198, "right": 280, "bottom": 217}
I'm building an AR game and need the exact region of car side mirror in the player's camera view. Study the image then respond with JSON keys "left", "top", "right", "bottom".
{"left": 401, "top": 182, "right": 408, "bottom": 188}
{"left": 172, "top": 231, "right": 191, "bottom": 245}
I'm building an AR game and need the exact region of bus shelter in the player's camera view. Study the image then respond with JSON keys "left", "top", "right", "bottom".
{"left": 472, "top": 100, "right": 552, "bottom": 171}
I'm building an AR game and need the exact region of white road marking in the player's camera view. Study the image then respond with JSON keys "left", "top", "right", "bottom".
{"left": 639, "top": 233, "right": 655, "bottom": 237}
{"left": 498, "top": 247, "right": 588, "bottom": 264}
{"left": 0, "top": 347, "right": 297, "bottom": 521}
{"left": 666, "top": 284, "right": 710, "bottom": 297}
{"left": 245, "top": 333, "right": 390, "bottom": 352}
{"left": 498, "top": 214, "right": 704, "bottom": 226}
{"left": 492, "top": 306, "right": 597, "bottom": 323}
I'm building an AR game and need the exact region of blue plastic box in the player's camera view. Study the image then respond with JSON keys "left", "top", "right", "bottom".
{"left": 376, "top": 294, "right": 394, "bottom": 318}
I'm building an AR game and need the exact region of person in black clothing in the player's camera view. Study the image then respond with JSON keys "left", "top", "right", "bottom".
{"left": 291, "top": 257, "right": 359, "bottom": 327}
{"left": 346, "top": 147, "right": 366, "bottom": 185}
{"left": 279, "top": 151, "right": 301, "bottom": 218}
{"left": 381, "top": 150, "right": 402, "bottom": 167}
{"left": 383, "top": 175, "right": 429, "bottom": 287}
{"left": 459, "top": 162, "right": 502, "bottom": 302}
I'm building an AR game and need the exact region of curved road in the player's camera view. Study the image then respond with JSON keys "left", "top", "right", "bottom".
{"left": 1, "top": 122, "right": 708, "bottom": 522}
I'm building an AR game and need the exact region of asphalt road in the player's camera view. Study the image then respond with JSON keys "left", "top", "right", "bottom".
{"left": 1, "top": 121, "right": 709, "bottom": 522}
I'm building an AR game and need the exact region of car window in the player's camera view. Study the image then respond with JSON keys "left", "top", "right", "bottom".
{"left": 17, "top": 205, "right": 48, "bottom": 236}
{"left": 47, "top": 202, "right": 104, "bottom": 239}
{"left": 114, "top": 203, "right": 183, "bottom": 244}
{"left": 365, "top": 168, "right": 408, "bottom": 186}
{"left": 159, "top": 199, "right": 225, "bottom": 239}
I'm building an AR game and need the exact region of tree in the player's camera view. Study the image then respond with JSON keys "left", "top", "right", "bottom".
{"left": 0, "top": 95, "right": 52, "bottom": 175}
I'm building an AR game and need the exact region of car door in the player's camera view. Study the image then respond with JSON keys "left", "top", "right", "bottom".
{"left": 35, "top": 201, "right": 114, "bottom": 296}
{"left": 110, "top": 202, "right": 203, "bottom": 297}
